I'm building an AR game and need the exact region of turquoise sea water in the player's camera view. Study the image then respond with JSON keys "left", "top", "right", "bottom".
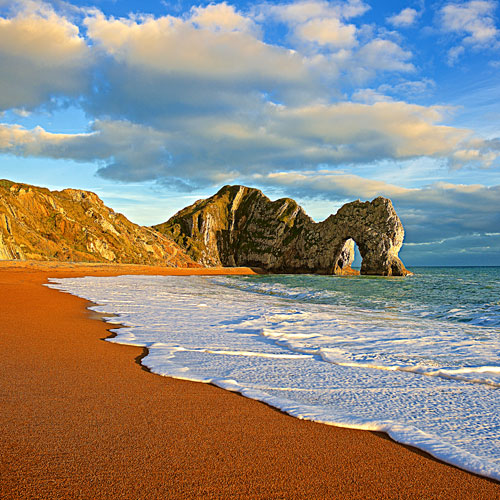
{"left": 221, "top": 267, "right": 500, "bottom": 327}
{"left": 48, "top": 267, "right": 500, "bottom": 480}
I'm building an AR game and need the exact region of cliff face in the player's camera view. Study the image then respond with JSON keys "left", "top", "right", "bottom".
{"left": 155, "top": 185, "right": 410, "bottom": 276}
{"left": 0, "top": 180, "right": 199, "bottom": 267}
{"left": 1, "top": 179, "right": 410, "bottom": 274}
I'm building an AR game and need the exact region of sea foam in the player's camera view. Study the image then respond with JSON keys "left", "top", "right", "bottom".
{"left": 47, "top": 273, "right": 500, "bottom": 481}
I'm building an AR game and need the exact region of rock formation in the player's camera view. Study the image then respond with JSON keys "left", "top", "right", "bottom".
{"left": 155, "top": 185, "right": 411, "bottom": 276}
{"left": 0, "top": 180, "right": 199, "bottom": 267}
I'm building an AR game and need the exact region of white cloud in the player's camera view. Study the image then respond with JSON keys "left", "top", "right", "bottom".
{"left": 295, "top": 16, "right": 357, "bottom": 47}
{"left": 257, "top": 2, "right": 417, "bottom": 84}
{"left": 262, "top": 1, "right": 327, "bottom": 24}
{"left": 84, "top": 11, "right": 315, "bottom": 90}
{"left": 378, "top": 78, "right": 435, "bottom": 98}
{"left": 262, "top": 0, "right": 370, "bottom": 25}
{"left": 189, "top": 2, "right": 256, "bottom": 33}
{"left": 0, "top": 120, "right": 177, "bottom": 182}
{"left": 351, "top": 88, "right": 393, "bottom": 103}
{"left": 0, "top": 1, "right": 497, "bottom": 193}
{"left": 268, "top": 102, "right": 471, "bottom": 161}
{"left": 340, "top": 0, "right": 371, "bottom": 19}
{"left": 260, "top": 0, "right": 369, "bottom": 49}
{"left": 0, "top": 1, "right": 91, "bottom": 110}
{"left": 440, "top": 1, "right": 498, "bottom": 46}
{"left": 0, "top": 1, "right": 419, "bottom": 116}
{"left": 387, "top": 8, "right": 419, "bottom": 27}
{"left": 356, "top": 38, "right": 415, "bottom": 75}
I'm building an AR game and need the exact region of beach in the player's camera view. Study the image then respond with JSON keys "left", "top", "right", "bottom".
{"left": 1, "top": 261, "right": 499, "bottom": 499}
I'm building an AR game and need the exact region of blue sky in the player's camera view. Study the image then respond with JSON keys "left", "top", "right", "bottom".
{"left": 0, "top": 0, "right": 499, "bottom": 266}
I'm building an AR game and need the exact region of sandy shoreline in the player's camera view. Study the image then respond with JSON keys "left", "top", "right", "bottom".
{"left": 1, "top": 261, "right": 499, "bottom": 499}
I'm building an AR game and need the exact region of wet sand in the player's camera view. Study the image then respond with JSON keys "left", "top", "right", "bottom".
{"left": 1, "top": 261, "right": 499, "bottom": 499}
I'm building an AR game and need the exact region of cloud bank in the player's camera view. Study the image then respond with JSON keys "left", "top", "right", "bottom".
{"left": 0, "top": 0, "right": 498, "bottom": 185}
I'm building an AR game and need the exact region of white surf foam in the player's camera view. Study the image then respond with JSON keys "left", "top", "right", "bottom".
{"left": 47, "top": 275, "right": 500, "bottom": 481}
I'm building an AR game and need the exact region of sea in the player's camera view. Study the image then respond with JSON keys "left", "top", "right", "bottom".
{"left": 47, "top": 267, "right": 500, "bottom": 481}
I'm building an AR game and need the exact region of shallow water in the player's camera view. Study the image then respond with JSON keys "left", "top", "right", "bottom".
{"left": 47, "top": 267, "right": 500, "bottom": 480}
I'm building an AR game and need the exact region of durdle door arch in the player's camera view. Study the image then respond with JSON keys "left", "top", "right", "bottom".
{"left": 319, "top": 197, "right": 410, "bottom": 277}
{"left": 156, "top": 185, "right": 412, "bottom": 277}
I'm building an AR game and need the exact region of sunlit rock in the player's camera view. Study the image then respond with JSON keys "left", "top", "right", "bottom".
{"left": 155, "top": 185, "right": 411, "bottom": 276}
{"left": 0, "top": 179, "right": 199, "bottom": 267}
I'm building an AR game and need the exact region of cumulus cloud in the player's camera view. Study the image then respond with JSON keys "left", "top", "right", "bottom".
{"left": 295, "top": 16, "right": 357, "bottom": 47}
{"left": 0, "top": 123, "right": 96, "bottom": 156}
{"left": 0, "top": 1, "right": 91, "bottom": 110}
{"left": 269, "top": 102, "right": 469, "bottom": 161}
{"left": 0, "top": 1, "right": 417, "bottom": 117}
{"left": 0, "top": 120, "right": 178, "bottom": 182}
{"left": 439, "top": 1, "right": 498, "bottom": 46}
{"left": 339, "top": 0, "right": 371, "bottom": 19}
{"left": 351, "top": 79, "right": 436, "bottom": 104}
{"left": 355, "top": 38, "right": 415, "bottom": 75}
{"left": 387, "top": 7, "right": 419, "bottom": 27}
{"left": 262, "top": 0, "right": 370, "bottom": 24}
{"left": 189, "top": 2, "right": 257, "bottom": 33}
{"left": 351, "top": 88, "right": 393, "bottom": 103}
{"left": 260, "top": 0, "right": 412, "bottom": 75}
{"left": 378, "top": 78, "right": 436, "bottom": 98}
{"left": 260, "top": 0, "right": 370, "bottom": 48}
{"left": 83, "top": 9, "right": 324, "bottom": 116}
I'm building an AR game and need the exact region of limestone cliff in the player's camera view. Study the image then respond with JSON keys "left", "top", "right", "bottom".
{"left": 0, "top": 180, "right": 199, "bottom": 267}
{"left": 155, "top": 185, "right": 410, "bottom": 276}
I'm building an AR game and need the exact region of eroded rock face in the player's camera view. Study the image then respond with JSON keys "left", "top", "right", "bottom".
{"left": 0, "top": 179, "right": 199, "bottom": 267}
{"left": 155, "top": 185, "right": 411, "bottom": 276}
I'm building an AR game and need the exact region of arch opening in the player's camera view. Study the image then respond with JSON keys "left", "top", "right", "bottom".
{"left": 333, "top": 238, "right": 361, "bottom": 276}
{"left": 352, "top": 240, "right": 362, "bottom": 270}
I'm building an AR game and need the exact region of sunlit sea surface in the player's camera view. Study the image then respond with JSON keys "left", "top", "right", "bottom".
{"left": 48, "top": 267, "right": 500, "bottom": 480}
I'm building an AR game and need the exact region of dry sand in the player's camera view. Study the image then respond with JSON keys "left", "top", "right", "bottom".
{"left": 1, "top": 260, "right": 499, "bottom": 499}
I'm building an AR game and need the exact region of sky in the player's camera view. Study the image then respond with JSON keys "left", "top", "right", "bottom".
{"left": 0, "top": 0, "right": 499, "bottom": 266}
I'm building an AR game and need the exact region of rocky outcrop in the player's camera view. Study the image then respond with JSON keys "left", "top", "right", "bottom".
{"left": 0, "top": 179, "right": 199, "bottom": 267}
{"left": 155, "top": 185, "right": 410, "bottom": 276}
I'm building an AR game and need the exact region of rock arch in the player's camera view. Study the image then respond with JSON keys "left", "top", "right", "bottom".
{"left": 155, "top": 186, "right": 411, "bottom": 276}
{"left": 323, "top": 197, "right": 409, "bottom": 276}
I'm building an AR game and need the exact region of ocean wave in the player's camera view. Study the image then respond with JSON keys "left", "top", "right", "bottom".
{"left": 210, "top": 272, "right": 500, "bottom": 328}
{"left": 46, "top": 273, "right": 500, "bottom": 482}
